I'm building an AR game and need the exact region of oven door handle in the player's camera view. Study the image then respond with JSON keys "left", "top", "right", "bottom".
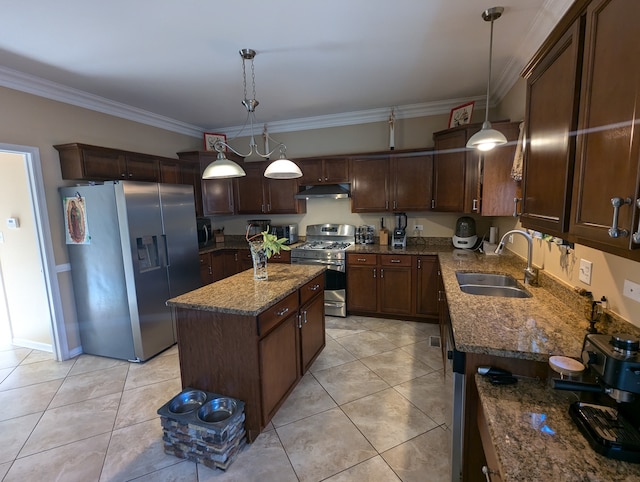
{"left": 292, "top": 258, "right": 343, "bottom": 266}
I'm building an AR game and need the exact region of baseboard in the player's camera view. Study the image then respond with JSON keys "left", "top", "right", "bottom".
{"left": 11, "top": 338, "right": 53, "bottom": 352}
{"left": 68, "top": 345, "right": 83, "bottom": 359}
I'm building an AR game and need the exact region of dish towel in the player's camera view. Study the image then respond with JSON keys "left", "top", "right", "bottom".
{"left": 511, "top": 121, "right": 525, "bottom": 181}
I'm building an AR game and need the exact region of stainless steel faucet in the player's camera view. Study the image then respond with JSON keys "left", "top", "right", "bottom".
{"left": 495, "top": 229, "right": 539, "bottom": 286}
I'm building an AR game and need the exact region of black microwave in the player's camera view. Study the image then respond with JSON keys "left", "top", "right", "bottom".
{"left": 196, "top": 217, "right": 212, "bottom": 248}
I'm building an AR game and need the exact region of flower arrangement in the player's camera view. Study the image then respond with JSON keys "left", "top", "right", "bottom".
{"left": 245, "top": 225, "right": 291, "bottom": 259}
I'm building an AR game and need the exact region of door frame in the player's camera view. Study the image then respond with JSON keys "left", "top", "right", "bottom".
{"left": 0, "top": 143, "right": 68, "bottom": 360}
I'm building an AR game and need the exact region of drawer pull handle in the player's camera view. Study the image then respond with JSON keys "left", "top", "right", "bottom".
{"left": 513, "top": 197, "right": 522, "bottom": 217}
{"left": 608, "top": 197, "right": 631, "bottom": 238}
{"left": 390, "top": 259, "right": 401, "bottom": 263}
{"left": 276, "top": 307, "right": 289, "bottom": 317}
{"left": 357, "top": 258, "right": 367, "bottom": 262}
{"left": 309, "top": 284, "right": 320, "bottom": 291}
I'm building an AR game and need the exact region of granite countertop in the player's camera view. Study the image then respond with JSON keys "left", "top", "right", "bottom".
{"left": 476, "top": 374, "right": 640, "bottom": 481}
{"left": 166, "top": 264, "right": 325, "bottom": 316}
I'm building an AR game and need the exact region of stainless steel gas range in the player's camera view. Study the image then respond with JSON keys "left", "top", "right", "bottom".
{"left": 291, "top": 224, "right": 355, "bottom": 317}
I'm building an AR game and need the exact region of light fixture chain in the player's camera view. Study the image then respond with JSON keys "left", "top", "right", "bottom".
{"left": 242, "top": 56, "right": 248, "bottom": 100}
{"left": 485, "top": 18, "right": 495, "bottom": 124}
{"left": 251, "top": 58, "right": 257, "bottom": 102}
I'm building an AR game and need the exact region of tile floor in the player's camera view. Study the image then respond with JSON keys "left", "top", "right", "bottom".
{"left": 0, "top": 315, "right": 453, "bottom": 482}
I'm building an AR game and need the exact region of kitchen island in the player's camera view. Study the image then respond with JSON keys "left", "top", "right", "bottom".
{"left": 166, "top": 264, "right": 326, "bottom": 442}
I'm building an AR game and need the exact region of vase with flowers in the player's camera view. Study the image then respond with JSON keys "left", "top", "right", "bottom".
{"left": 246, "top": 225, "right": 291, "bottom": 280}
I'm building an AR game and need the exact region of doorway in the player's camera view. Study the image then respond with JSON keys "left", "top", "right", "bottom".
{"left": 0, "top": 144, "right": 67, "bottom": 360}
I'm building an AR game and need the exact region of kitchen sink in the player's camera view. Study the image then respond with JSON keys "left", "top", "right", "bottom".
{"left": 455, "top": 271, "right": 532, "bottom": 298}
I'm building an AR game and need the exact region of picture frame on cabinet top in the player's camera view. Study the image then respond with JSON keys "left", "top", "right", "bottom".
{"left": 203, "top": 132, "right": 227, "bottom": 152}
{"left": 448, "top": 101, "right": 475, "bottom": 128}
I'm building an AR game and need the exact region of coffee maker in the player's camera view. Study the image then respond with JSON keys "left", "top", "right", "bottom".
{"left": 392, "top": 213, "right": 407, "bottom": 249}
{"left": 553, "top": 333, "right": 640, "bottom": 462}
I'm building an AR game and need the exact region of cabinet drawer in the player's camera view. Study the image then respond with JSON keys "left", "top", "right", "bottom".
{"left": 347, "top": 253, "right": 377, "bottom": 265}
{"left": 258, "top": 292, "right": 299, "bottom": 337}
{"left": 380, "top": 254, "right": 412, "bottom": 267}
{"left": 300, "top": 274, "right": 324, "bottom": 305}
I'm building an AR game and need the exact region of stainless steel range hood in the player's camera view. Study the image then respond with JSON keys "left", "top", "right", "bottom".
{"left": 295, "top": 184, "right": 350, "bottom": 199}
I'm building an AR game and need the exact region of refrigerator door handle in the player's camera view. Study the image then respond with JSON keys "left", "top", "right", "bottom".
{"left": 162, "top": 234, "right": 170, "bottom": 267}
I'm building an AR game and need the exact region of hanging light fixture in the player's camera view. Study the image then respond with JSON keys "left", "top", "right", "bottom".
{"left": 202, "top": 48, "right": 302, "bottom": 179}
{"left": 466, "top": 6, "right": 508, "bottom": 152}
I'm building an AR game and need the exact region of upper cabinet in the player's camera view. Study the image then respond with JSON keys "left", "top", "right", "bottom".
{"left": 297, "top": 157, "right": 349, "bottom": 185}
{"left": 433, "top": 122, "right": 520, "bottom": 215}
{"left": 521, "top": 0, "right": 640, "bottom": 260}
{"left": 569, "top": 0, "right": 640, "bottom": 258}
{"left": 350, "top": 149, "right": 433, "bottom": 213}
{"left": 234, "top": 162, "right": 306, "bottom": 215}
{"left": 178, "top": 151, "right": 235, "bottom": 217}
{"left": 520, "top": 16, "right": 584, "bottom": 236}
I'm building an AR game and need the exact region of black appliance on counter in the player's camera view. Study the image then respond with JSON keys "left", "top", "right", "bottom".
{"left": 553, "top": 333, "right": 640, "bottom": 462}
{"left": 270, "top": 224, "right": 298, "bottom": 245}
{"left": 392, "top": 213, "right": 407, "bottom": 249}
{"left": 197, "top": 217, "right": 212, "bottom": 248}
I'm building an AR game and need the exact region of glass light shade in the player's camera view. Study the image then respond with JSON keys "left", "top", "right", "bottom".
{"left": 264, "top": 156, "right": 302, "bottom": 179}
{"left": 466, "top": 121, "right": 508, "bottom": 151}
{"left": 202, "top": 153, "right": 246, "bottom": 179}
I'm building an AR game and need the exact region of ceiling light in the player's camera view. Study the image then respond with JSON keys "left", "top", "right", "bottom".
{"left": 202, "top": 49, "right": 302, "bottom": 180}
{"left": 466, "top": 7, "right": 508, "bottom": 152}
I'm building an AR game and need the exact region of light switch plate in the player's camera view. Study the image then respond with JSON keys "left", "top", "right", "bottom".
{"left": 579, "top": 259, "right": 592, "bottom": 285}
{"left": 623, "top": 279, "right": 640, "bottom": 302}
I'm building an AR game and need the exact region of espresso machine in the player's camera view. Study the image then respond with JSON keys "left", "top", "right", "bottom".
{"left": 392, "top": 213, "right": 407, "bottom": 249}
{"left": 553, "top": 333, "right": 640, "bottom": 462}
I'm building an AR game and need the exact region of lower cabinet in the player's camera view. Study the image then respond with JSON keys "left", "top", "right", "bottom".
{"left": 347, "top": 253, "right": 438, "bottom": 320}
{"left": 200, "top": 248, "right": 292, "bottom": 286}
{"left": 299, "top": 284, "right": 325, "bottom": 372}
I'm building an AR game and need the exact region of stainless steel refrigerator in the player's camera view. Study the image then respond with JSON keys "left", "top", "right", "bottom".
{"left": 60, "top": 181, "right": 201, "bottom": 361}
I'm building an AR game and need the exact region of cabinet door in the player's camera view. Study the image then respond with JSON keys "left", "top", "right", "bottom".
{"left": 199, "top": 253, "right": 212, "bottom": 286}
{"left": 82, "top": 148, "right": 124, "bottom": 180}
{"left": 299, "top": 293, "right": 325, "bottom": 373}
{"left": 433, "top": 129, "right": 467, "bottom": 212}
{"left": 210, "top": 251, "right": 225, "bottom": 282}
{"left": 178, "top": 160, "right": 203, "bottom": 217}
{"left": 266, "top": 178, "right": 306, "bottom": 214}
{"left": 238, "top": 248, "right": 253, "bottom": 273}
{"left": 415, "top": 256, "right": 439, "bottom": 318}
{"left": 350, "top": 157, "right": 390, "bottom": 212}
{"left": 392, "top": 153, "right": 433, "bottom": 211}
{"left": 298, "top": 158, "right": 323, "bottom": 184}
{"left": 570, "top": 0, "right": 640, "bottom": 254}
{"left": 347, "top": 257, "right": 378, "bottom": 313}
{"left": 222, "top": 250, "right": 240, "bottom": 278}
{"left": 259, "top": 314, "right": 300, "bottom": 423}
{"left": 234, "top": 164, "right": 266, "bottom": 214}
{"left": 379, "top": 256, "right": 412, "bottom": 315}
{"left": 159, "top": 159, "right": 181, "bottom": 184}
{"left": 323, "top": 158, "right": 349, "bottom": 183}
{"left": 437, "top": 266, "right": 450, "bottom": 372}
{"left": 124, "top": 155, "right": 159, "bottom": 182}
{"left": 202, "top": 178, "right": 234, "bottom": 215}
{"left": 521, "top": 20, "right": 583, "bottom": 236}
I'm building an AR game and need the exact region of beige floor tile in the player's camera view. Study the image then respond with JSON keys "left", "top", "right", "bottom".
{"left": 0, "top": 347, "right": 31, "bottom": 369}
{"left": 198, "top": 430, "right": 298, "bottom": 482}
{"left": 133, "top": 460, "right": 197, "bottom": 481}
{"left": 68, "top": 353, "right": 129, "bottom": 377}
{"left": 19, "top": 391, "right": 121, "bottom": 457}
{"left": 0, "top": 379, "right": 63, "bottom": 422}
{"left": 157, "top": 344, "right": 179, "bottom": 357}
{"left": 309, "top": 338, "right": 356, "bottom": 373}
{"left": 313, "top": 360, "right": 389, "bottom": 405}
{"left": 124, "top": 353, "right": 180, "bottom": 390}
{"left": 335, "top": 331, "right": 398, "bottom": 358}
{"left": 276, "top": 407, "right": 377, "bottom": 482}
{"left": 114, "top": 377, "right": 182, "bottom": 430}
{"left": 100, "top": 418, "right": 180, "bottom": 482}
{"left": 0, "top": 358, "right": 75, "bottom": 391}
{"left": 360, "top": 348, "right": 434, "bottom": 385}
{"left": 20, "top": 349, "right": 55, "bottom": 365}
{"left": 0, "top": 367, "right": 12, "bottom": 384}
{"left": 0, "top": 461, "right": 11, "bottom": 480}
{"left": 381, "top": 427, "right": 452, "bottom": 482}
{"left": 0, "top": 413, "right": 40, "bottom": 464}
{"left": 342, "top": 388, "right": 438, "bottom": 452}
{"left": 355, "top": 317, "right": 402, "bottom": 332}
{"left": 324, "top": 455, "right": 401, "bottom": 481}
{"left": 49, "top": 365, "right": 129, "bottom": 409}
{"left": 4, "top": 433, "right": 110, "bottom": 482}
{"left": 325, "top": 316, "right": 368, "bottom": 339}
{"left": 399, "top": 340, "right": 444, "bottom": 371}
{"left": 394, "top": 370, "right": 453, "bottom": 425}
{"left": 377, "top": 322, "right": 431, "bottom": 347}
{"left": 271, "top": 373, "right": 336, "bottom": 427}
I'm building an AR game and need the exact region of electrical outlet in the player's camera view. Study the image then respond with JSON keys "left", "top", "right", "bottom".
{"left": 579, "top": 259, "right": 592, "bottom": 285}
{"left": 414, "top": 225, "right": 423, "bottom": 231}
{"left": 623, "top": 279, "right": 640, "bottom": 302}
{"left": 508, "top": 234, "right": 513, "bottom": 244}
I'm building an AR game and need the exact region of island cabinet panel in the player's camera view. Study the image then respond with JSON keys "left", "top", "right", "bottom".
{"left": 259, "top": 314, "right": 300, "bottom": 424}
{"left": 258, "top": 291, "right": 299, "bottom": 337}
{"left": 299, "top": 288, "right": 325, "bottom": 372}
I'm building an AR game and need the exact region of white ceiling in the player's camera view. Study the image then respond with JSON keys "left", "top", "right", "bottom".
{"left": 0, "top": 0, "right": 573, "bottom": 138}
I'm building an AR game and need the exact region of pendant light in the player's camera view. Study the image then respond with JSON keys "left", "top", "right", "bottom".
{"left": 202, "top": 49, "right": 302, "bottom": 179}
{"left": 466, "top": 6, "right": 508, "bottom": 152}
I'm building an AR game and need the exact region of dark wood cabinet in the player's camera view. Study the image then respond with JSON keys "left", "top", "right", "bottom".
{"left": 199, "top": 253, "right": 213, "bottom": 286}
{"left": 177, "top": 151, "right": 236, "bottom": 216}
{"left": 350, "top": 157, "right": 389, "bottom": 212}
{"left": 433, "top": 129, "right": 469, "bottom": 212}
{"left": 569, "top": 0, "right": 640, "bottom": 258}
{"left": 299, "top": 278, "right": 325, "bottom": 372}
{"left": 298, "top": 157, "right": 349, "bottom": 185}
{"left": 520, "top": 18, "right": 584, "bottom": 236}
{"left": 346, "top": 253, "right": 379, "bottom": 313}
{"left": 391, "top": 152, "right": 433, "bottom": 212}
{"left": 234, "top": 163, "right": 306, "bottom": 215}
{"left": 415, "top": 255, "right": 439, "bottom": 319}
{"left": 378, "top": 255, "right": 413, "bottom": 316}
{"left": 124, "top": 154, "right": 159, "bottom": 182}
{"left": 159, "top": 158, "right": 181, "bottom": 184}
